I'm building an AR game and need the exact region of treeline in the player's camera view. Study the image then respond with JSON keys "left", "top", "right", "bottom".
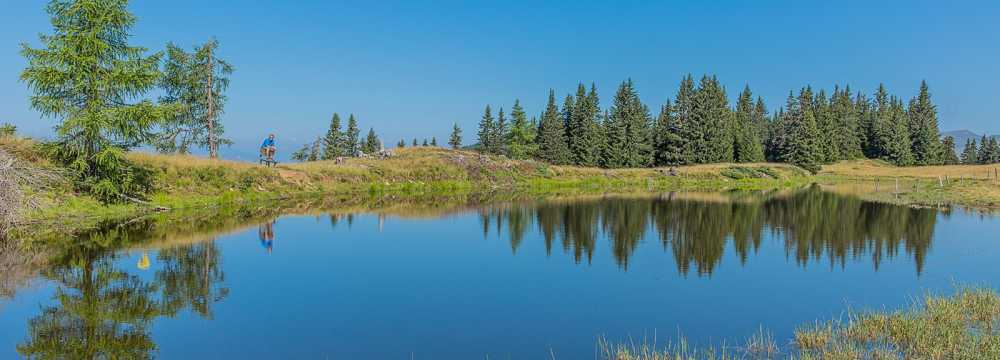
{"left": 959, "top": 135, "right": 1000, "bottom": 165}
{"left": 292, "top": 113, "right": 382, "bottom": 162}
{"left": 472, "top": 77, "right": 955, "bottom": 172}
{"left": 477, "top": 188, "right": 937, "bottom": 275}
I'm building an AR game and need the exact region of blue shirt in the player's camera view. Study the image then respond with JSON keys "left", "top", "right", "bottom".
{"left": 261, "top": 138, "right": 275, "bottom": 148}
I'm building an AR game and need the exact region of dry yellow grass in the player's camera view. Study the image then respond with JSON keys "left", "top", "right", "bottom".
{"left": 821, "top": 159, "right": 1000, "bottom": 180}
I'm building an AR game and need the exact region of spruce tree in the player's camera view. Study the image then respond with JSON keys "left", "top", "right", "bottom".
{"left": 345, "top": 114, "right": 360, "bottom": 156}
{"left": 363, "top": 128, "right": 380, "bottom": 154}
{"left": 813, "top": 89, "right": 836, "bottom": 162}
{"left": 492, "top": 107, "right": 508, "bottom": 154}
{"left": 397, "top": 139, "right": 406, "bottom": 148}
{"left": 562, "top": 94, "right": 576, "bottom": 148}
{"left": 413, "top": 138, "right": 418, "bottom": 147}
{"left": 940, "top": 136, "right": 959, "bottom": 165}
{"left": 689, "top": 75, "right": 733, "bottom": 163}
{"left": 907, "top": 80, "right": 943, "bottom": 165}
{"left": 991, "top": 138, "right": 1000, "bottom": 164}
{"left": 422, "top": 139, "right": 428, "bottom": 146}
{"left": 308, "top": 138, "right": 322, "bottom": 161}
{"left": 21, "top": 0, "right": 180, "bottom": 202}
{"left": 882, "top": 96, "right": 915, "bottom": 166}
{"left": 733, "top": 85, "right": 765, "bottom": 162}
{"left": 653, "top": 100, "right": 684, "bottom": 166}
{"left": 477, "top": 105, "right": 495, "bottom": 153}
{"left": 568, "top": 84, "right": 588, "bottom": 165}
{"left": 537, "top": 90, "right": 572, "bottom": 164}
{"left": 830, "top": 86, "right": 863, "bottom": 160}
{"left": 430, "top": 137, "right": 437, "bottom": 147}
{"left": 780, "top": 88, "right": 823, "bottom": 172}
{"left": 323, "top": 113, "right": 345, "bottom": 159}
{"left": 506, "top": 99, "right": 537, "bottom": 159}
{"left": 961, "top": 139, "right": 979, "bottom": 164}
{"left": 449, "top": 123, "right": 463, "bottom": 149}
{"left": 669, "top": 75, "right": 696, "bottom": 164}
{"left": 604, "top": 79, "right": 652, "bottom": 168}
{"left": 977, "top": 135, "right": 991, "bottom": 164}
{"left": 857, "top": 91, "right": 876, "bottom": 158}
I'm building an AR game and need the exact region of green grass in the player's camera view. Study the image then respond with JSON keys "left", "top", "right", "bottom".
{"left": 599, "top": 286, "right": 1000, "bottom": 360}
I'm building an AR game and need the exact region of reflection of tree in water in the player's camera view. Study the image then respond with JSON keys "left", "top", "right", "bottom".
{"left": 478, "top": 187, "right": 937, "bottom": 275}
{"left": 18, "top": 228, "right": 228, "bottom": 358}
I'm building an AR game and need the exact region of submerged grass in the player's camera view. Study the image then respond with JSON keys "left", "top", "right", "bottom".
{"left": 600, "top": 286, "right": 1000, "bottom": 360}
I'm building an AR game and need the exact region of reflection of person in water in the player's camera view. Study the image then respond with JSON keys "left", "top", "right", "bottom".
{"left": 259, "top": 221, "right": 275, "bottom": 253}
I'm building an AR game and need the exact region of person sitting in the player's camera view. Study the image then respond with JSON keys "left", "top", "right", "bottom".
{"left": 260, "top": 134, "right": 276, "bottom": 162}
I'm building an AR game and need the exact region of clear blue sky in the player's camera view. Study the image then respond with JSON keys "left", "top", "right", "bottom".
{"left": 2, "top": 0, "right": 998, "bottom": 159}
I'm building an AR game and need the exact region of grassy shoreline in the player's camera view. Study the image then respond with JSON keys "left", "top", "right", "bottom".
{"left": 5, "top": 135, "right": 1000, "bottom": 239}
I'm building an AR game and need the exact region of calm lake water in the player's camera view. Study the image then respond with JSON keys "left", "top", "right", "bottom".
{"left": 2, "top": 188, "right": 999, "bottom": 359}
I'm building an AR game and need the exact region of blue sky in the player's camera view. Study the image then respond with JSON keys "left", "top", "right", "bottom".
{"left": 2, "top": 0, "right": 998, "bottom": 160}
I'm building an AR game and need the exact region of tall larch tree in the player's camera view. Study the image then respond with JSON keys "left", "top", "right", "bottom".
{"left": 345, "top": 114, "right": 360, "bottom": 156}
{"left": 907, "top": 80, "right": 943, "bottom": 165}
{"left": 537, "top": 90, "right": 571, "bottom": 164}
{"left": 323, "top": 113, "right": 345, "bottom": 159}
{"left": 477, "top": 105, "right": 495, "bottom": 153}
{"left": 21, "top": 0, "right": 182, "bottom": 202}
{"left": 449, "top": 123, "right": 463, "bottom": 149}
{"left": 155, "top": 40, "right": 233, "bottom": 156}
{"left": 506, "top": 99, "right": 536, "bottom": 159}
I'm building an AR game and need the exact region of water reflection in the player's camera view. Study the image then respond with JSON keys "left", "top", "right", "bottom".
{"left": 259, "top": 220, "right": 275, "bottom": 254}
{"left": 16, "top": 229, "right": 226, "bottom": 358}
{"left": 477, "top": 187, "right": 938, "bottom": 275}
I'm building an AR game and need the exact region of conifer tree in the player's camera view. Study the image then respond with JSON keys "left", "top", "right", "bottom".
{"left": 537, "top": 90, "right": 572, "bottom": 164}
{"left": 21, "top": 0, "right": 181, "bottom": 202}
{"left": 813, "top": 89, "right": 836, "bottom": 162}
{"left": 477, "top": 105, "right": 495, "bottom": 153}
{"left": 733, "top": 85, "right": 765, "bottom": 162}
{"left": 653, "top": 100, "right": 684, "bottom": 166}
{"left": 907, "top": 80, "right": 943, "bottom": 165}
{"left": 492, "top": 107, "right": 507, "bottom": 154}
{"left": 977, "top": 135, "right": 992, "bottom": 164}
{"left": 961, "top": 139, "right": 979, "bottom": 164}
{"left": 398, "top": 139, "right": 406, "bottom": 148}
{"left": 345, "top": 114, "right": 360, "bottom": 156}
{"left": 689, "top": 75, "right": 733, "bottom": 163}
{"left": 413, "top": 138, "right": 418, "bottom": 147}
{"left": 562, "top": 94, "right": 576, "bottom": 155}
{"left": 155, "top": 40, "right": 233, "bottom": 156}
{"left": 669, "top": 75, "right": 697, "bottom": 164}
{"left": 857, "top": 91, "right": 876, "bottom": 158}
{"left": 323, "top": 113, "right": 345, "bottom": 159}
{"left": 940, "top": 136, "right": 959, "bottom": 165}
{"left": 430, "top": 137, "right": 437, "bottom": 147}
{"left": 780, "top": 89, "right": 823, "bottom": 172}
{"left": 506, "top": 99, "right": 537, "bottom": 159}
{"left": 449, "top": 123, "right": 463, "bottom": 149}
{"left": 830, "top": 86, "right": 863, "bottom": 160}
{"left": 570, "top": 84, "right": 604, "bottom": 166}
{"left": 604, "top": 79, "right": 652, "bottom": 168}
{"left": 991, "top": 138, "right": 1000, "bottom": 164}
{"left": 422, "top": 139, "right": 428, "bottom": 146}
{"left": 883, "top": 96, "right": 915, "bottom": 166}
{"left": 308, "top": 138, "right": 322, "bottom": 161}
{"left": 362, "top": 128, "right": 380, "bottom": 154}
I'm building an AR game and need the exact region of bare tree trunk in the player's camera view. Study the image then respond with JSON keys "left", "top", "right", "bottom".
{"left": 206, "top": 43, "right": 217, "bottom": 159}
